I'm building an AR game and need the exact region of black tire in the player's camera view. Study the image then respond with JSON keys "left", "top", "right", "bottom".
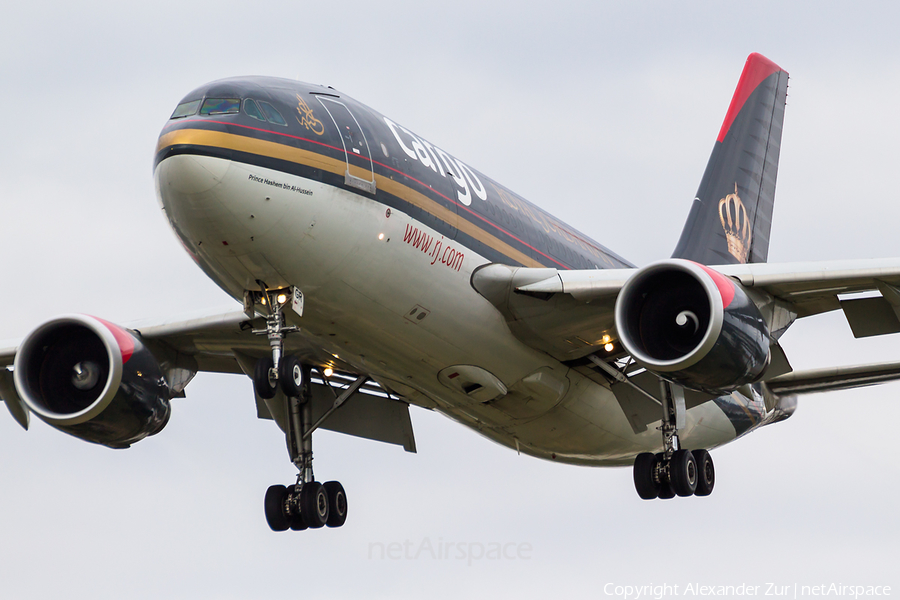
{"left": 301, "top": 481, "right": 329, "bottom": 529}
{"left": 657, "top": 481, "right": 676, "bottom": 499}
{"left": 264, "top": 484, "right": 290, "bottom": 532}
{"left": 633, "top": 453, "right": 660, "bottom": 500}
{"left": 279, "top": 355, "right": 304, "bottom": 397}
{"left": 324, "top": 481, "right": 348, "bottom": 527}
{"left": 254, "top": 357, "right": 278, "bottom": 400}
{"left": 669, "top": 449, "right": 698, "bottom": 497}
{"left": 655, "top": 453, "right": 676, "bottom": 499}
{"left": 693, "top": 449, "right": 715, "bottom": 496}
{"left": 286, "top": 485, "right": 308, "bottom": 531}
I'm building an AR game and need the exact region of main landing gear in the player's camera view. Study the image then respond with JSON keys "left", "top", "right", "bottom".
{"left": 250, "top": 284, "right": 349, "bottom": 531}
{"left": 632, "top": 381, "right": 716, "bottom": 500}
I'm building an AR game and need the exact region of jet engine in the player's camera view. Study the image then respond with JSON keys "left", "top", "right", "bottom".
{"left": 614, "top": 259, "right": 771, "bottom": 394}
{"left": 13, "top": 315, "right": 171, "bottom": 448}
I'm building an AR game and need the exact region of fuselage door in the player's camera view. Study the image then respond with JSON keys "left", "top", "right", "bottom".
{"left": 314, "top": 96, "right": 376, "bottom": 195}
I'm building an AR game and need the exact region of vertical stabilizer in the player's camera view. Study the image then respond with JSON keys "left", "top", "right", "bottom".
{"left": 672, "top": 53, "right": 788, "bottom": 265}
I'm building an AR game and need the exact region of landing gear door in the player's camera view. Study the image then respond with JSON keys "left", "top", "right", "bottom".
{"left": 315, "top": 97, "right": 376, "bottom": 195}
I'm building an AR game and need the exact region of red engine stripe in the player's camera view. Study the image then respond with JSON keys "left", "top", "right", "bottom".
{"left": 697, "top": 264, "right": 736, "bottom": 309}
{"left": 93, "top": 317, "right": 135, "bottom": 364}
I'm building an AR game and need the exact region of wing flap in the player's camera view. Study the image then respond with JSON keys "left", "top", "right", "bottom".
{"left": 840, "top": 296, "right": 900, "bottom": 338}
{"left": 609, "top": 369, "right": 717, "bottom": 434}
{"left": 253, "top": 372, "right": 416, "bottom": 452}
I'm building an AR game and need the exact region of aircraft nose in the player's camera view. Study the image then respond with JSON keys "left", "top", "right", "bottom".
{"left": 154, "top": 152, "right": 295, "bottom": 259}
{"left": 154, "top": 153, "right": 245, "bottom": 251}
{"left": 157, "top": 153, "right": 230, "bottom": 195}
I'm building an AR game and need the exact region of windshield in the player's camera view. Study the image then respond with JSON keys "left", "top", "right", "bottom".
{"left": 170, "top": 99, "right": 201, "bottom": 119}
{"left": 199, "top": 98, "right": 240, "bottom": 115}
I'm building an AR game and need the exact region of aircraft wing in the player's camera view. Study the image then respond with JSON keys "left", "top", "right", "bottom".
{"left": 0, "top": 346, "right": 14, "bottom": 368}
{"left": 2, "top": 307, "right": 359, "bottom": 375}
{"left": 766, "top": 360, "right": 900, "bottom": 396}
{"left": 473, "top": 257, "right": 900, "bottom": 361}
{"left": 0, "top": 307, "right": 416, "bottom": 451}
{"left": 712, "top": 259, "right": 900, "bottom": 326}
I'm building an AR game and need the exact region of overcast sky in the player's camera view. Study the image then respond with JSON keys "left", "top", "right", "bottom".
{"left": 1, "top": 2, "right": 899, "bottom": 598}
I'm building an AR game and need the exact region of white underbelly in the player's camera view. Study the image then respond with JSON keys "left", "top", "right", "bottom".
{"left": 156, "top": 154, "right": 741, "bottom": 464}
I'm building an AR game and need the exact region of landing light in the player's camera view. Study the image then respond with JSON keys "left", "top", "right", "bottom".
{"left": 604, "top": 343, "right": 615, "bottom": 352}
{"left": 260, "top": 298, "right": 267, "bottom": 305}
{"left": 277, "top": 293, "right": 288, "bottom": 304}
{"left": 323, "top": 367, "right": 334, "bottom": 378}
{"left": 601, "top": 334, "right": 611, "bottom": 344}
{"left": 378, "top": 233, "right": 385, "bottom": 240}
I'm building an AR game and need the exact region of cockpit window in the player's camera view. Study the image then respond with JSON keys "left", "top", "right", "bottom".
{"left": 170, "top": 99, "right": 201, "bottom": 119}
{"left": 199, "top": 98, "right": 240, "bottom": 115}
{"left": 243, "top": 98, "right": 266, "bottom": 122}
{"left": 259, "top": 101, "right": 287, "bottom": 126}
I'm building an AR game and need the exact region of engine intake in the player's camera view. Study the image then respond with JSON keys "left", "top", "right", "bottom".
{"left": 615, "top": 259, "right": 771, "bottom": 394}
{"left": 14, "top": 315, "right": 171, "bottom": 448}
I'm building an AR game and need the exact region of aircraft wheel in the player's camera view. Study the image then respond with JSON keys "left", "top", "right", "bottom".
{"left": 657, "top": 481, "right": 676, "bottom": 499}
{"left": 264, "top": 484, "right": 290, "bottom": 532}
{"left": 655, "top": 453, "right": 676, "bottom": 499}
{"left": 301, "top": 481, "right": 329, "bottom": 529}
{"left": 633, "top": 452, "right": 660, "bottom": 500}
{"left": 670, "top": 449, "right": 698, "bottom": 497}
{"left": 324, "top": 481, "right": 348, "bottom": 527}
{"left": 286, "top": 485, "right": 308, "bottom": 530}
{"left": 693, "top": 449, "right": 715, "bottom": 496}
{"left": 279, "top": 355, "right": 304, "bottom": 397}
{"left": 254, "top": 357, "right": 278, "bottom": 400}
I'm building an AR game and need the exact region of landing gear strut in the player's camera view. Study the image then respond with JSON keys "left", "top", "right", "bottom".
{"left": 250, "top": 283, "right": 299, "bottom": 400}
{"left": 632, "top": 380, "right": 715, "bottom": 500}
{"left": 249, "top": 284, "right": 349, "bottom": 531}
{"left": 260, "top": 359, "right": 349, "bottom": 531}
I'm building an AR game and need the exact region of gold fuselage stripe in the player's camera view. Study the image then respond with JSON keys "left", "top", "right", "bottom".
{"left": 156, "top": 128, "right": 542, "bottom": 268}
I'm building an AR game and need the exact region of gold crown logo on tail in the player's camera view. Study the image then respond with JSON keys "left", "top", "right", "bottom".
{"left": 718, "top": 183, "right": 752, "bottom": 263}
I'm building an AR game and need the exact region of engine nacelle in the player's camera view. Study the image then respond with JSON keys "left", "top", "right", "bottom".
{"left": 615, "top": 259, "right": 771, "bottom": 394}
{"left": 13, "top": 315, "right": 171, "bottom": 448}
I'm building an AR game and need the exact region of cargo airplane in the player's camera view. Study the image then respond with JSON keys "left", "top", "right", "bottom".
{"left": 4, "top": 53, "right": 900, "bottom": 531}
